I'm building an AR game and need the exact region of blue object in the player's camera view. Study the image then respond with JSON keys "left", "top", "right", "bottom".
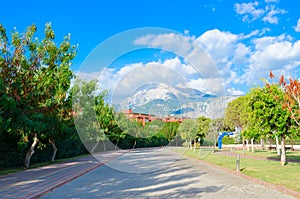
{"left": 218, "top": 132, "right": 234, "bottom": 149}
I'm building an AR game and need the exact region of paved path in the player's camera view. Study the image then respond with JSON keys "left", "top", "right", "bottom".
{"left": 0, "top": 150, "right": 126, "bottom": 199}
{"left": 41, "top": 148, "right": 297, "bottom": 199}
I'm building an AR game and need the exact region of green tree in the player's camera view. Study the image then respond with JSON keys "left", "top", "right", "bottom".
{"left": 114, "top": 113, "right": 143, "bottom": 149}
{"left": 247, "top": 84, "right": 293, "bottom": 166}
{"left": 207, "top": 118, "right": 225, "bottom": 149}
{"left": 72, "top": 79, "right": 116, "bottom": 152}
{"left": 160, "top": 122, "right": 180, "bottom": 144}
{"left": 197, "top": 116, "right": 211, "bottom": 142}
{"left": 178, "top": 119, "right": 198, "bottom": 150}
{"left": 94, "top": 90, "right": 115, "bottom": 152}
{"left": 0, "top": 23, "right": 76, "bottom": 168}
{"left": 110, "top": 113, "right": 128, "bottom": 150}
{"left": 225, "top": 96, "right": 249, "bottom": 145}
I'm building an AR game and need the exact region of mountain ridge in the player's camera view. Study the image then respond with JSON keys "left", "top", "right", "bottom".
{"left": 114, "top": 83, "right": 239, "bottom": 119}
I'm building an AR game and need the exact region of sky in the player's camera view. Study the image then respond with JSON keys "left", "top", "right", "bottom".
{"left": 1, "top": 0, "right": 300, "bottom": 97}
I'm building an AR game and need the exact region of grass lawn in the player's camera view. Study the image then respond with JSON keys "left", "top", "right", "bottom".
{"left": 232, "top": 149, "right": 300, "bottom": 161}
{"left": 173, "top": 147, "right": 300, "bottom": 193}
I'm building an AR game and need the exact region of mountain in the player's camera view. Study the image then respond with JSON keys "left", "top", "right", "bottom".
{"left": 115, "top": 83, "right": 238, "bottom": 119}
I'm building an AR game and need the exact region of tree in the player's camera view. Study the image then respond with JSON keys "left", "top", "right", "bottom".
{"left": 247, "top": 84, "right": 293, "bottom": 166}
{"left": 206, "top": 118, "right": 225, "bottom": 149}
{"left": 0, "top": 23, "right": 76, "bottom": 168}
{"left": 94, "top": 90, "right": 116, "bottom": 152}
{"left": 225, "top": 96, "right": 248, "bottom": 129}
{"left": 197, "top": 116, "right": 211, "bottom": 139}
{"left": 160, "top": 122, "right": 179, "bottom": 144}
{"left": 277, "top": 74, "right": 300, "bottom": 128}
{"left": 110, "top": 112, "right": 128, "bottom": 150}
{"left": 114, "top": 113, "right": 143, "bottom": 149}
{"left": 225, "top": 96, "right": 249, "bottom": 146}
{"left": 178, "top": 119, "right": 198, "bottom": 150}
{"left": 72, "top": 78, "right": 116, "bottom": 152}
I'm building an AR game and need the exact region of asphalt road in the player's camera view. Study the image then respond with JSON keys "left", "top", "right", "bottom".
{"left": 41, "top": 148, "right": 296, "bottom": 199}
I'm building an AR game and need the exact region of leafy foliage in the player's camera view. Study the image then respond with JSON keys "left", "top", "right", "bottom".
{"left": 247, "top": 84, "right": 292, "bottom": 140}
{"left": 178, "top": 119, "right": 198, "bottom": 145}
{"left": 224, "top": 96, "right": 249, "bottom": 131}
{"left": 0, "top": 23, "right": 79, "bottom": 168}
{"left": 276, "top": 72, "right": 300, "bottom": 128}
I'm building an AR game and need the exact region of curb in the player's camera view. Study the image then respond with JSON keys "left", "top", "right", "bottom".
{"left": 33, "top": 151, "right": 128, "bottom": 199}
{"left": 31, "top": 161, "right": 104, "bottom": 199}
{"left": 176, "top": 151, "right": 300, "bottom": 199}
{"left": 0, "top": 150, "right": 129, "bottom": 199}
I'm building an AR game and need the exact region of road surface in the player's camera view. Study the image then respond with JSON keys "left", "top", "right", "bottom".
{"left": 41, "top": 148, "right": 296, "bottom": 199}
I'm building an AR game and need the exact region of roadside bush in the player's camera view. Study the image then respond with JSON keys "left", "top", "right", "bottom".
{"left": 222, "top": 137, "right": 235, "bottom": 144}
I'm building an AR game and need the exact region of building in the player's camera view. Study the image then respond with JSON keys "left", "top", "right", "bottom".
{"left": 121, "top": 109, "right": 184, "bottom": 126}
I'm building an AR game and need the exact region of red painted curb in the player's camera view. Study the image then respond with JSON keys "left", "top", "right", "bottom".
{"left": 20, "top": 151, "right": 128, "bottom": 199}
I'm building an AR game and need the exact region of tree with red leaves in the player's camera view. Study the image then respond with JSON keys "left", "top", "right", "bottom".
{"left": 270, "top": 71, "right": 300, "bottom": 126}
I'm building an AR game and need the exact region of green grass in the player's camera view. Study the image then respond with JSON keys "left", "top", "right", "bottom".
{"left": 174, "top": 147, "right": 300, "bottom": 193}
{"left": 232, "top": 149, "right": 300, "bottom": 161}
{"left": 0, "top": 153, "right": 89, "bottom": 176}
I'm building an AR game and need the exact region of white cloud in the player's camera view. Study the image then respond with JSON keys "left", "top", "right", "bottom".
{"left": 197, "top": 29, "right": 238, "bottom": 62}
{"left": 163, "top": 57, "right": 198, "bottom": 77}
{"left": 95, "top": 56, "right": 222, "bottom": 102}
{"left": 239, "top": 34, "right": 300, "bottom": 85}
{"left": 108, "top": 61, "right": 188, "bottom": 102}
{"left": 232, "top": 43, "right": 251, "bottom": 65}
{"left": 241, "top": 28, "right": 270, "bottom": 39}
{"left": 234, "top": 1, "right": 286, "bottom": 24}
{"left": 134, "top": 32, "right": 225, "bottom": 95}
{"left": 134, "top": 33, "right": 194, "bottom": 56}
{"left": 252, "top": 34, "right": 291, "bottom": 50}
{"left": 294, "top": 19, "right": 300, "bottom": 32}
{"left": 75, "top": 71, "right": 102, "bottom": 81}
{"left": 188, "top": 77, "right": 225, "bottom": 95}
{"left": 226, "top": 88, "right": 245, "bottom": 95}
{"left": 132, "top": 29, "right": 300, "bottom": 96}
{"left": 264, "top": 0, "right": 278, "bottom": 2}
{"left": 262, "top": 5, "right": 287, "bottom": 24}
{"left": 196, "top": 28, "right": 300, "bottom": 89}
{"left": 234, "top": 1, "right": 265, "bottom": 22}
{"left": 226, "top": 88, "right": 245, "bottom": 96}
{"left": 187, "top": 78, "right": 209, "bottom": 94}
{"left": 251, "top": 39, "right": 300, "bottom": 70}
{"left": 225, "top": 70, "right": 240, "bottom": 85}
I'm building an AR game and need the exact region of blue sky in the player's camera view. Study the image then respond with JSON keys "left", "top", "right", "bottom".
{"left": 1, "top": 0, "right": 300, "bottom": 96}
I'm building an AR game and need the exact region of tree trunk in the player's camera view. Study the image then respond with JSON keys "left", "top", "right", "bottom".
{"left": 251, "top": 138, "right": 254, "bottom": 153}
{"left": 91, "top": 141, "right": 99, "bottom": 153}
{"left": 193, "top": 138, "right": 196, "bottom": 152}
{"left": 275, "top": 135, "right": 280, "bottom": 155}
{"left": 242, "top": 136, "right": 245, "bottom": 148}
{"left": 132, "top": 140, "right": 137, "bottom": 149}
{"left": 49, "top": 139, "right": 57, "bottom": 162}
{"left": 115, "top": 140, "right": 119, "bottom": 150}
{"left": 246, "top": 139, "right": 249, "bottom": 151}
{"left": 102, "top": 140, "right": 106, "bottom": 151}
{"left": 24, "top": 133, "right": 39, "bottom": 169}
{"left": 280, "top": 136, "right": 286, "bottom": 166}
{"left": 260, "top": 138, "right": 264, "bottom": 150}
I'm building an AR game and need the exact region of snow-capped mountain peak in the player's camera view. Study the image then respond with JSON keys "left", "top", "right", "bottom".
{"left": 116, "top": 83, "right": 237, "bottom": 118}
